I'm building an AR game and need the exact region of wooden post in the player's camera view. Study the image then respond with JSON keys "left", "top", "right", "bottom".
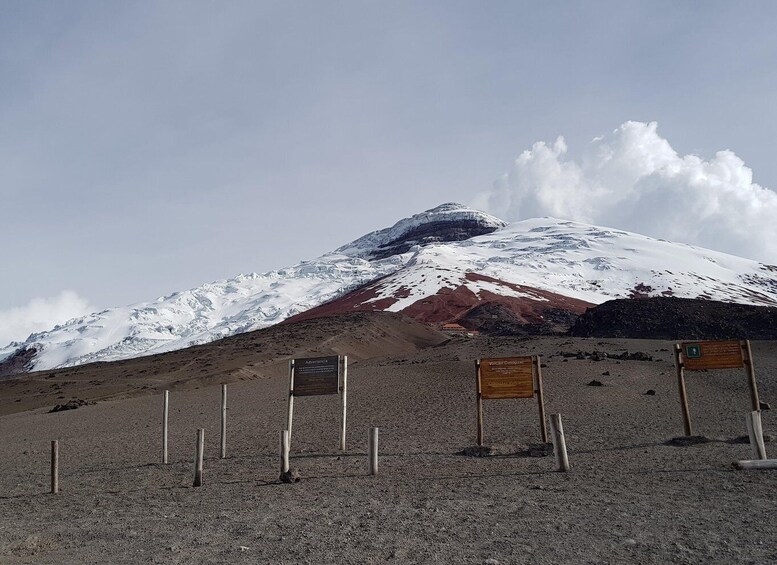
{"left": 734, "top": 459, "right": 777, "bottom": 470}
{"left": 549, "top": 414, "right": 570, "bottom": 472}
{"left": 162, "top": 390, "right": 169, "bottom": 464}
{"left": 742, "top": 340, "right": 762, "bottom": 412}
{"left": 50, "top": 440, "right": 59, "bottom": 494}
{"left": 746, "top": 411, "right": 767, "bottom": 460}
{"left": 674, "top": 344, "right": 693, "bottom": 436}
{"left": 193, "top": 428, "right": 204, "bottom": 487}
{"left": 220, "top": 384, "right": 227, "bottom": 459}
{"left": 339, "top": 355, "right": 348, "bottom": 451}
{"left": 535, "top": 356, "right": 548, "bottom": 443}
{"left": 475, "top": 360, "right": 484, "bottom": 446}
{"left": 369, "top": 427, "right": 379, "bottom": 476}
{"left": 286, "top": 360, "right": 295, "bottom": 446}
{"left": 280, "top": 430, "right": 290, "bottom": 474}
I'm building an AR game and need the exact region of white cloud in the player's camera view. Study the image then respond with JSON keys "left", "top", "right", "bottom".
{"left": 479, "top": 121, "right": 777, "bottom": 263}
{"left": 0, "top": 291, "right": 93, "bottom": 346}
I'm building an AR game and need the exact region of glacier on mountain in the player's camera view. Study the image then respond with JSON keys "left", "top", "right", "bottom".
{"left": 2, "top": 203, "right": 776, "bottom": 371}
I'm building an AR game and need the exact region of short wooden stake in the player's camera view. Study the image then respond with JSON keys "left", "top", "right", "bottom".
{"left": 193, "top": 428, "right": 204, "bottom": 487}
{"left": 734, "top": 459, "right": 777, "bottom": 470}
{"left": 220, "top": 384, "right": 227, "bottom": 459}
{"left": 549, "top": 414, "right": 570, "bottom": 472}
{"left": 746, "top": 411, "right": 767, "bottom": 460}
{"left": 50, "top": 440, "right": 59, "bottom": 494}
{"left": 280, "top": 430, "right": 290, "bottom": 475}
{"left": 674, "top": 344, "right": 693, "bottom": 436}
{"left": 162, "top": 390, "right": 169, "bottom": 464}
{"left": 339, "top": 356, "right": 348, "bottom": 451}
{"left": 369, "top": 427, "right": 379, "bottom": 475}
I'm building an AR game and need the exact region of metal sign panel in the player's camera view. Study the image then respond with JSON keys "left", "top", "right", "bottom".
{"left": 681, "top": 340, "right": 744, "bottom": 371}
{"left": 293, "top": 355, "right": 340, "bottom": 396}
{"left": 479, "top": 356, "right": 535, "bottom": 399}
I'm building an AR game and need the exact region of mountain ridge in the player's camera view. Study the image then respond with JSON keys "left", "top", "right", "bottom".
{"left": 2, "top": 203, "right": 776, "bottom": 373}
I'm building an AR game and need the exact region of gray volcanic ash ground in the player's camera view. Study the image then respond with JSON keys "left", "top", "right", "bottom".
{"left": 1, "top": 313, "right": 776, "bottom": 564}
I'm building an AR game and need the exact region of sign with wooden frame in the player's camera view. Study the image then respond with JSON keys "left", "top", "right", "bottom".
{"left": 476, "top": 355, "right": 548, "bottom": 446}
{"left": 673, "top": 340, "right": 761, "bottom": 436}
{"left": 285, "top": 355, "right": 348, "bottom": 451}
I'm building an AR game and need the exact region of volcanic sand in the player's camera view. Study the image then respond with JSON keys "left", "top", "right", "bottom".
{"left": 1, "top": 316, "right": 776, "bottom": 564}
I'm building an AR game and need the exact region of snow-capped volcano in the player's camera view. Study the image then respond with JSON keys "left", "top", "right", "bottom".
{"left": 2, "top": 203, "right": 776, "bottom": 372}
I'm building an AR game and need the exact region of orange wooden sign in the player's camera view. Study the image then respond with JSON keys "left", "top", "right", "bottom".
{"left": 681, "top": 340, "right": 744, "bottom": 371}
{"left": 479, "top": 356, "right": 535, "bottom": 399}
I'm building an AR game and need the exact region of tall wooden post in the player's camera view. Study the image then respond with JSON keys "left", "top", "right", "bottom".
{"left": 674, "top": 344, "right": 693, "bottom": 436}
{"left": 742, "top": 341, "right": 762, "bottom": 412}
{"left": 193, "top": 428, "right": 204, "bottom": 487}
{"left": 50, "top": 440, "right": 59, "bottom": 494}
{"left": 475, "top": 360, "right": 484, "bottom": 446}
{"left": 162, "top": 390, "right": 169, "bottom": 464}
{"left": 369, "top": 427, "right": 379, "bottom": 475}
{"left": 220, "top": 384, "right": 227, "bottom": 459}
{"left": 339, "top": 355, "right": 348, "bottom": 451}
{"left": 535, "top": 356, "right": 548, "bottom": 443}
{"left": 286, "top": 360, "right": 295, "bottom": 446}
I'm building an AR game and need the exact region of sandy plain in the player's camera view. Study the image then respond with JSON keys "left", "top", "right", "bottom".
{"left": 1, "top": 314, "right": 776, "bottom": 564}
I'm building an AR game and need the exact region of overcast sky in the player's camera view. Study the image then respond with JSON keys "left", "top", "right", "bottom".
{"left": 2, "top": 1, "right": 777, "bottom": 342}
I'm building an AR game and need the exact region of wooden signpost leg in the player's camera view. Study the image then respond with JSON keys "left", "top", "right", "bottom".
{"left": 674, "top": 344, "right": 693, "bottom": 436}
{"left": 743, "top": 341, "right": 761, "bottom": 412}
{"left": 535, "top": 356, "right": 548, "bottom": 443}
{"left": 476, "top": 361, "right": 484, "bottom": 446}
{"left": 286, "top": 361, "right": 295, "bottom": 447}
{"left": 220, "top": 384, "right": 227, "bottom": 459}
{"left": 340, "top": 356, "right": 348, "bottom": 451}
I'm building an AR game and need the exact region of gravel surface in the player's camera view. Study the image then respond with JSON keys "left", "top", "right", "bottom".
{"left": 1, "top": 334, "right": 776, "bottom": 564}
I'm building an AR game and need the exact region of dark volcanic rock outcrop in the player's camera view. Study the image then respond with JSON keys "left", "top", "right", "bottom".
{"left": 0, "top": 347, "right": 38, "bottom": 379}
{"left": 570, "top": 297, "right": 777, "bottom": 340}
{"left": 368, "top": 218, "right": 501, "bottom": 259}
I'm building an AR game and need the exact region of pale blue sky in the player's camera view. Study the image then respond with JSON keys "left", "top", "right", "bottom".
{"left": 1, "top": 1, "right": 776, "bottom": 320}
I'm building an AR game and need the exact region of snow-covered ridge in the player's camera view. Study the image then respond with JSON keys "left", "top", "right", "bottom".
{"left": 2, "top": 206, "right": 776, "bottom": 372}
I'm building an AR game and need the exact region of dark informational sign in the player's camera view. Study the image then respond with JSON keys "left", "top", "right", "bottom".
{"left": 682, "top": 340, "right": 744, "bottom": 371}
{"left": 293, "top": 355, "right": 340, "bottom": 396}
{"left": 479, "top": 356, "right": 535, "bottom": 399}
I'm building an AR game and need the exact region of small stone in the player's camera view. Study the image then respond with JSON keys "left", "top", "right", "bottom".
{"left": 485, "top": 559, "right": 500, "bottom": 565}
{"left": 239, "top": 546, "right": 249, "bottom": 552}
{"left": 624, "top": 538, "right": 637, "bottom": 546}
{"left": 279, "top": 469, "right": 301, "bottom": 483}
{"left": 644, "top": 389, "right": 656, "bottom": 396}
{"left": 587, "top": 380, "right": 604, "bottom": 387}
{"left": 601, "top": 371, "right": 610, "bottom": 376}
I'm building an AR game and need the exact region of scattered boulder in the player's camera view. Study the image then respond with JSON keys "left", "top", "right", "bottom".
{"left": 49, "top": 399, "right": 94, "bottom": 413}
{"left": 587, "top": 380, "right": 604, "bottom": 387}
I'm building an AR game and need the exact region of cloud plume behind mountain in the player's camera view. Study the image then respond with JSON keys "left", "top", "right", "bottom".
{"left": 477, "top": 121, "right": 777, "bottom": 264}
